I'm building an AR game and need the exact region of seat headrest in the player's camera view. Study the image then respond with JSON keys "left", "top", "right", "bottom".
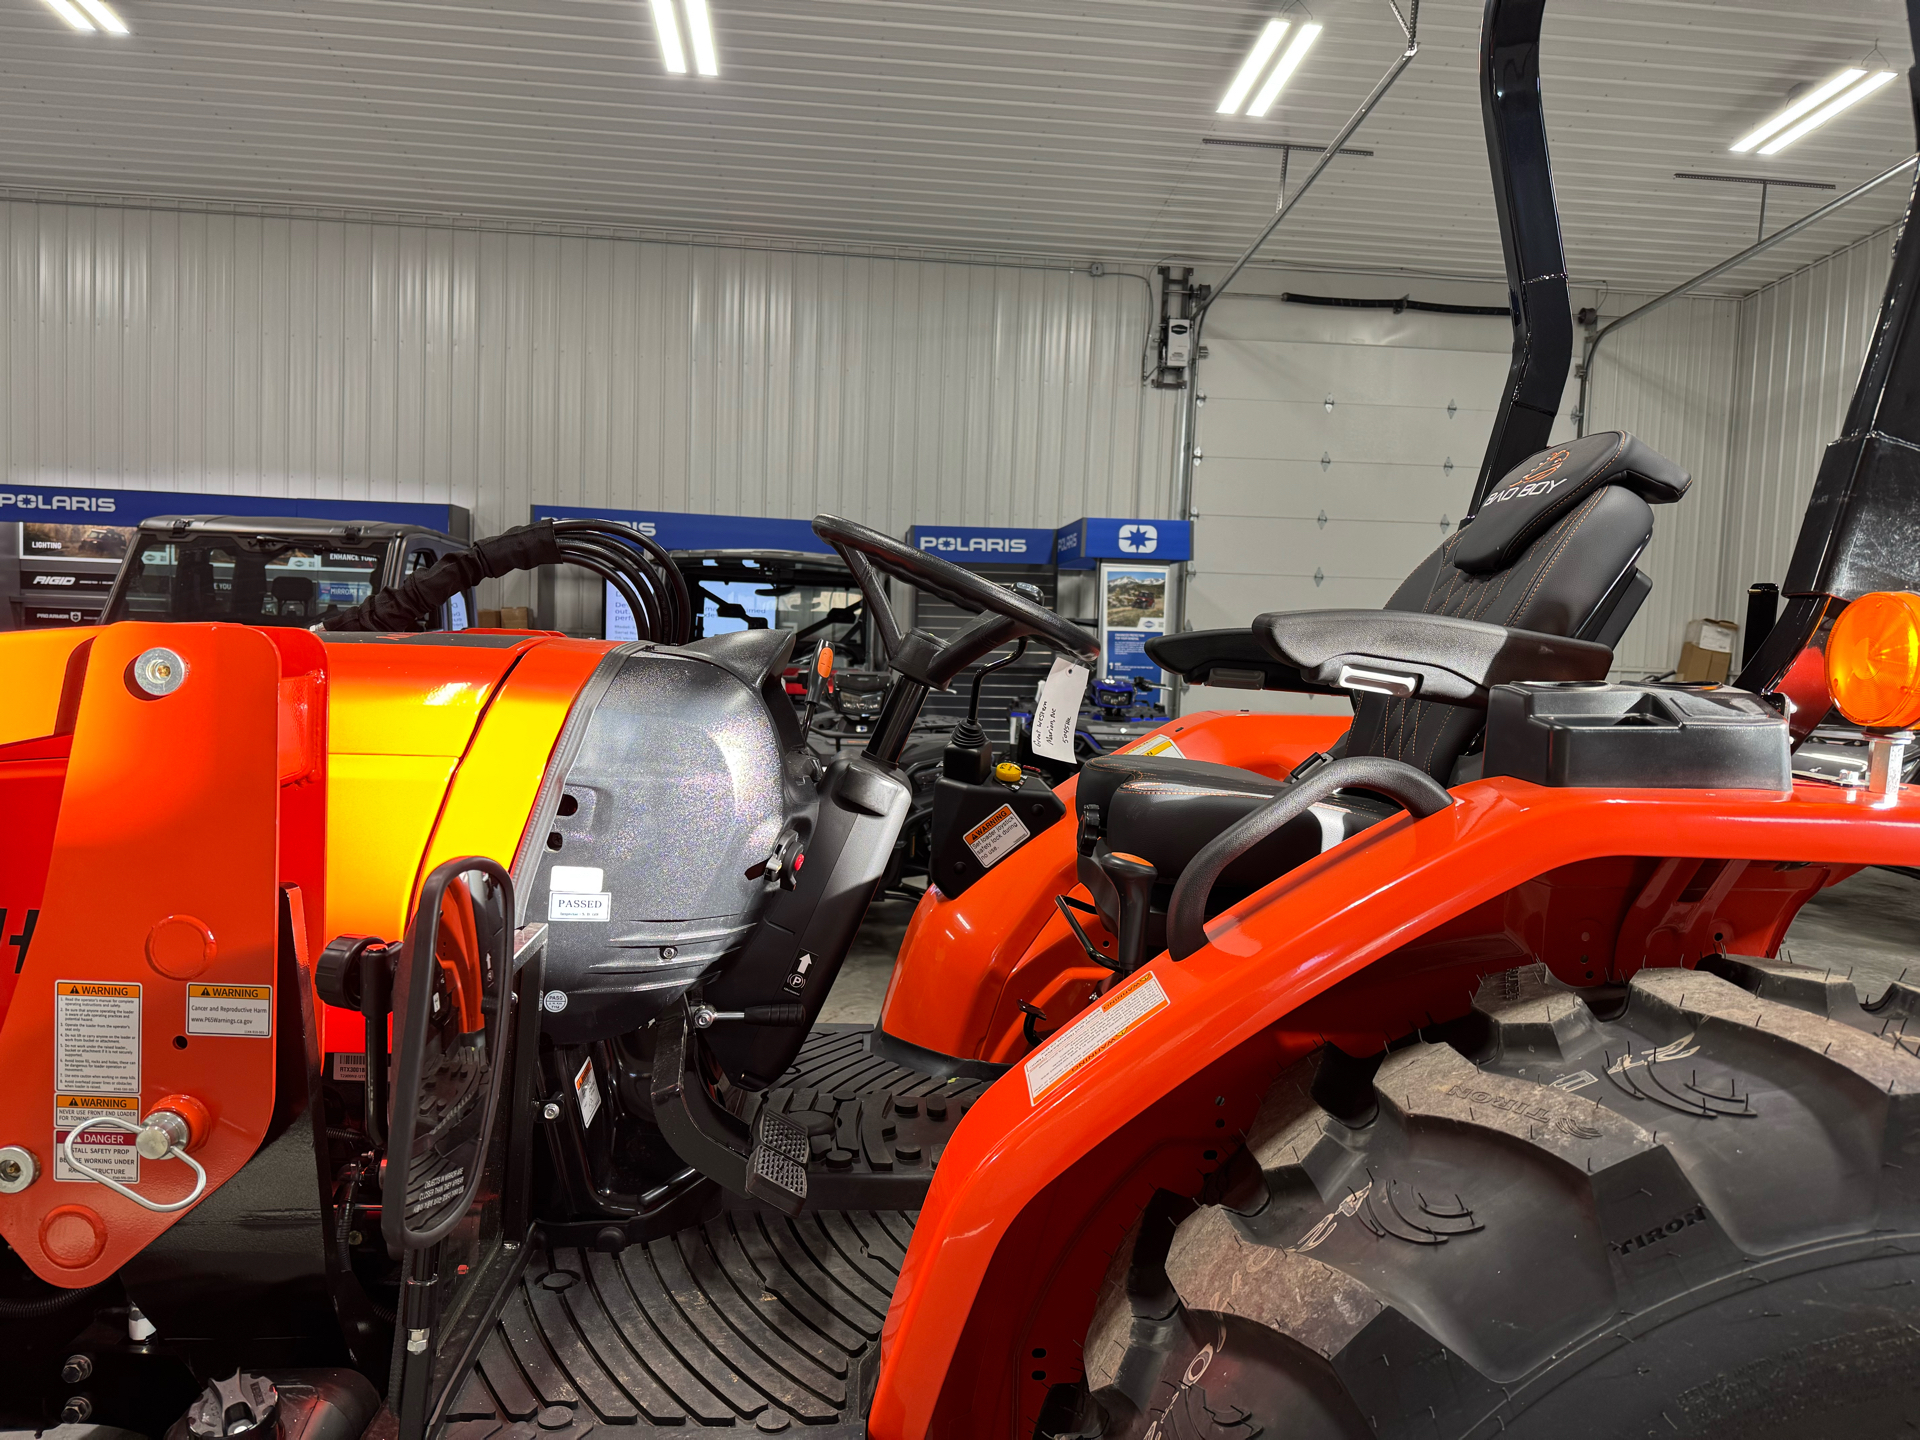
{"left": 271, "top": 575, "right": 317, "bottom": 601}
{"left": 1453, "top": 431, "right": 1690, "bottom": 575}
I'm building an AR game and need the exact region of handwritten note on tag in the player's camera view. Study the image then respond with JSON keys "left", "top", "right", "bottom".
{"left": 1031, "top": 657, "right": 1089, "bottom": 762}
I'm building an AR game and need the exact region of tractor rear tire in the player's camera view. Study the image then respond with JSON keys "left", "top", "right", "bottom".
{"left": 1079, "top": 962, "right": 1919, "bottom": 1438}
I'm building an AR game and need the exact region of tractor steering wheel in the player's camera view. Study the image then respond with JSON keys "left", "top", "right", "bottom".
{"left": 811, "top": 516, "right": 1097, "bottom": 686}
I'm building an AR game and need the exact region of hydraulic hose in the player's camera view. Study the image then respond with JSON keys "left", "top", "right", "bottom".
{"left": 1165, "top": 757, "right": 1454, "bottom": 961}
{"left": 321, "top": 517, "right": 695, "bottom": 642}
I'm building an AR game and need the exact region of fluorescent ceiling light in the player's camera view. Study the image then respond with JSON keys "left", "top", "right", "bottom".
{"left": 1730, "top": 69, "right": 1864, "bottom": 152}
{"left": 42, "top": 0, "right": 95, "bottom": 31}
{"left": 1219, "top": 21, "right": 1288, "bottom": 115}
{"left": 73, "top": 0, "right": 128, "bottom": 32}
{"left": 683, "top": 0, "right": 718, "bottom": 76}
{"left": 1757, "top": 70, "right": 1897, "bottom": 154}
{"left": 1246, "top": 23, "right": 1323, "bottom": 117}
{"left": 649, "top": 0, "right": 688, "bottom": 73}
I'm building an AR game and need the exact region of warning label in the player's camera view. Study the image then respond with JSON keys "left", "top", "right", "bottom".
{"left": 963, "top": 804, "right": 1031, "bottom": 870}
{"left": 187, "top": 983, "right": 273, "bottom": 1037}
{"left": 55, "top": 981, "right": 141, "bottom": 1093}
{"left": 574, "top": 1056, "right": 602, "bottom": 1129}
{"left": 54, "top": 1094, "right": 140, "bottom": 1184}
{"left": 1024, "top": 970, "right": 1170, "bottom": 1106}
{"left": 1124, "top": 733, "right": 1186, "bottom": 760}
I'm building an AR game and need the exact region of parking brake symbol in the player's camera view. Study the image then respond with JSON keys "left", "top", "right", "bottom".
{"left": 1118, "top": 523, "right": 1158, "bottom": 554}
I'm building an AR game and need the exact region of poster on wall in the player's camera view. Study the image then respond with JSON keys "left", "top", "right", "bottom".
{"left": 1099, "top": 561, "right": 1169, "bottom": 701}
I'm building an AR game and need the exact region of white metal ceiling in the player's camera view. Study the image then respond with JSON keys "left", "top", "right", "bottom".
{"left": 0, "top": 0, "right": 1911, "bottom": 293}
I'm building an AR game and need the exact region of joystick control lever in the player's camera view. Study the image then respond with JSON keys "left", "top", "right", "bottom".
{"left": 1096, "top": 849, "right": 1157, "bottom": 975}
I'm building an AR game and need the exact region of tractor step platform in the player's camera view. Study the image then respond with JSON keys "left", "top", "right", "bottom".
{"left": 441, "top": 1026, "right": 993, "bottom": 1437}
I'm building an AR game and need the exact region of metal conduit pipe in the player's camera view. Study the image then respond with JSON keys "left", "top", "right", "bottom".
{"left": 1168, "top": 1, "right": 1423, "bottom": 713}
{"left": 1576, "top": 154, "right": 1918, "bottom": 438}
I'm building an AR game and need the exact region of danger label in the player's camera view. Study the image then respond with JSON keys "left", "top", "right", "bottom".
{"left": 1024, "top": 970, "right": 1170, "bottom": 1105}
{"left": 54, "top": 1094, "right": 140, "bottom": 1184}
{"left": 55, "top": 981, "right": 141, "bottom": 1093}
{"left": 187, "top": 983, "right": 273, "bottom": 1037}
{"left": 963, "top": 804, "right": 1031, "bottom": 870}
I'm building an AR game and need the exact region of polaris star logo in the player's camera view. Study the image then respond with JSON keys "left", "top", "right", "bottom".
{"left": 1118, "top": 523, "right": 1158, "bottom": 554}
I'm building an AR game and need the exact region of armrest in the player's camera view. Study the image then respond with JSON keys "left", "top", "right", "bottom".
{"left": 1254, "top": 609, "right": 1612, "bottom": 706}
{"left": 1142, "top": 628, "right": 1342, "bottom": 695}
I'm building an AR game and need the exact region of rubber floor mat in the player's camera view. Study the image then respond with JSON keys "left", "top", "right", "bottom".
{"left": 439, "top": 1027, "right": 990, "bottom": 1437}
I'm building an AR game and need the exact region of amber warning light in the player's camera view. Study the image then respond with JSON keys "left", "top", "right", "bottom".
{"left": 1824, "top": 591, "right": 1920, "bottom": 730}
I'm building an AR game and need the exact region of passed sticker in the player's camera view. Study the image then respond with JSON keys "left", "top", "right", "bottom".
{"left": 332, "top": 1051, "right": 369, "bottom": 1082}
{"left": 574, "top": 1056, "right": 602, "bottom": 1129}
{"left": 1030, "top": 658, "right": 1090, "bottom": 764}
{"left": 963, "top": 804, "right": 1030, "bottom": 869}
{"left": 549, "top": 891, "right": 612, "bottom": 922}
{"left": 1024, "top": 970, "right": 1170, "bottom": 1105}
{"left": 55, "top": 981, "right": 141, "bottom": 1094}
{"left": 187, "top": 983, "right": 273, "bottom": 1038}
{"left": 54, "top": 1094, "right": 140, "bottom": 1184}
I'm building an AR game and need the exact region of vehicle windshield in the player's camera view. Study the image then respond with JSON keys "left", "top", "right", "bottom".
{"left": 111, "top": 532, "right": 386, "bottom": 627}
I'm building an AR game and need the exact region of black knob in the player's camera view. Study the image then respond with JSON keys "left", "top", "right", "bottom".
{"left": 316, "top": 934, "right": 385, "bottom": 1009}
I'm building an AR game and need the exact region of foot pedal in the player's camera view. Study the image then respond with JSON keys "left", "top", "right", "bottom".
{"left": 744, "top": 1108, "right": 809, "bottom": 1215}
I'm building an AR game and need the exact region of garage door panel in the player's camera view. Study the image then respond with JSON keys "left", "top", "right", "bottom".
{"left": 1187, "top": 571, "right": 1403, "bottom": 628}
{"left": 1205, "top": 306, "right": 1514, "bottom": 354}
{"left": 1200, "top": 398, "right": 1495, "bottom": 467}
{"left": 1201, "top": 339, "right": 1511, "bottom": 402}
{"left": 1196, "top": 516, "right": 1441, "bottom": 579}
{"left": 1195, "top": 458, "right": 1474, "bottom": 522}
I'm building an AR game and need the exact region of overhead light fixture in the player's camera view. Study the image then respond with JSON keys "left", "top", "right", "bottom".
{"left": 1731, "top": 68, "right": 1893, "bottom": 153}
{"left": 41, "top": 0, "right": 95, "bottom": 31}
{"left": 1219, "top": 21, "right": 1289, "bottom": 115}
{"left": 648, "top": 0, "right": 718, "bottom": 77}
{"left": 1756, "top": 70, "right": 1897, "bottom": 154}
{"left": 73, "top": 0, "right": 128, "bottom": 32}
{"left": 1246, "top": 22, "right": 1323, "bottom": 117}
{"left": 683, "top": 0, "right": 718, "bottom": 76}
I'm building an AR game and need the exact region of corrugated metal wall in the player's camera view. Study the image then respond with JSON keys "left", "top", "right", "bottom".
{"left": 0, "top": 198, "right": 1179, "bottom": 611}
{"left": 1566, "top": 291, "right": 1744, "bottom": 674}
{"left": 1722, "top": 224, "right": 1899, "bottom": 612}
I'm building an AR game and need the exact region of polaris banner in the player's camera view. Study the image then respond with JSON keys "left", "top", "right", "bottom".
{"left": 531, "top": 504, "right": 824, "bottom": 554}
{"left": 1055, "top": 517, "right": 1192, "bottom": 571}
{"left": 906, "top": 525, "right": 1055, "bottom": 564}
{"left": 2, "top": 484, "right": 469, "bottom": 632}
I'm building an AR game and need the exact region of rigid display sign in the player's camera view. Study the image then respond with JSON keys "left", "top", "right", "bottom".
{"left": 1100, "top": 560, "right": 1170, "bottom": 695}
{"left": 1055, "top": 517, "right": 1192, "bottom": 571}
{"left": 907, "top": 525, "right": 1055, "bottom": 563}
{"left": 0, "top": 485, "right": 467, "bottom": 534}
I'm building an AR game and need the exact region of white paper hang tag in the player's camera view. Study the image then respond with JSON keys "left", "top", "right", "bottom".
{"left": 1030, "top": 657, "right": 1089, "bottom": 763}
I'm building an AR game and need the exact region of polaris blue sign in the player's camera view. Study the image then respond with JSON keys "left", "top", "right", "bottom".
{"left": 907, "top": 525, "right": 1055, "bottom": 563}
{"left": 532, "top": 504, "right": 824, "bottom": 553}
{"left": 0, "top": 484, "right": 467, "bottom": 534}
{"left": 1054, "top": 517, "right": 1192, "bottom": 570}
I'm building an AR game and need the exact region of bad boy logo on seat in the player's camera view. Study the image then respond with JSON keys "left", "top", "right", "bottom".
{"left": 1488, "top": 448, "right": 1572, "bottom": 506}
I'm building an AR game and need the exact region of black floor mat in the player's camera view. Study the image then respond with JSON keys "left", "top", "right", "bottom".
{"left": 440, "top": 1027, "right": 988, "bottom": 1437}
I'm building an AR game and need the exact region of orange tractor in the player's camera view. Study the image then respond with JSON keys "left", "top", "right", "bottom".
{"left": 2, "top": 4, "right": 1918, "bottom": 1436}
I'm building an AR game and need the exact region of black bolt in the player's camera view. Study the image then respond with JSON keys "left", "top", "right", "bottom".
{"left": 60, "top": 1355, "right": 92, "bottom": 1384}
{"left": 61, "top": 1397, "right": 92, "bottom": 1425}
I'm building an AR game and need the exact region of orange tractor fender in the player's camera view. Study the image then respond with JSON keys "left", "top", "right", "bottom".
{"left": 868, "top": 774, "right": 1916, "bottom": 1437}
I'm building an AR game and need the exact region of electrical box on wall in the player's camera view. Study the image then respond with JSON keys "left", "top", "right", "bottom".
{"left": 1164, "top": 318, "right": 1193, "bottom": 370}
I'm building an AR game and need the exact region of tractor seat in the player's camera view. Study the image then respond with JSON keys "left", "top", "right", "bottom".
{"left": 1078, "top": 431, "right": 1691, "bottom": 953}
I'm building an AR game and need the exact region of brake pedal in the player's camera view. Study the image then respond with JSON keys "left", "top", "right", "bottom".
{"left": 745, "top": 1109, "right": 809, "bottom": 1215}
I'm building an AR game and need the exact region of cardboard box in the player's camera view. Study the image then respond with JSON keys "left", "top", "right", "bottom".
{"left": 499, "top": 606, "right": 532, "bottom": 630}
{"left": 1675, "top": 617, "right": 1737, "bottom": 684}
{"left": 477, "top": 609, "right": 502, "bottom": 629}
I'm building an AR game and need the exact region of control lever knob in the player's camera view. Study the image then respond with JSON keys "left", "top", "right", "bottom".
{"left": 1096, "top": 850, "right": 1157, "bottom": 976}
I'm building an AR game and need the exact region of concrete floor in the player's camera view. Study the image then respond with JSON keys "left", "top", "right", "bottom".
{"left": 816, "top": 867, "right": 1919, "bottom": 1027}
